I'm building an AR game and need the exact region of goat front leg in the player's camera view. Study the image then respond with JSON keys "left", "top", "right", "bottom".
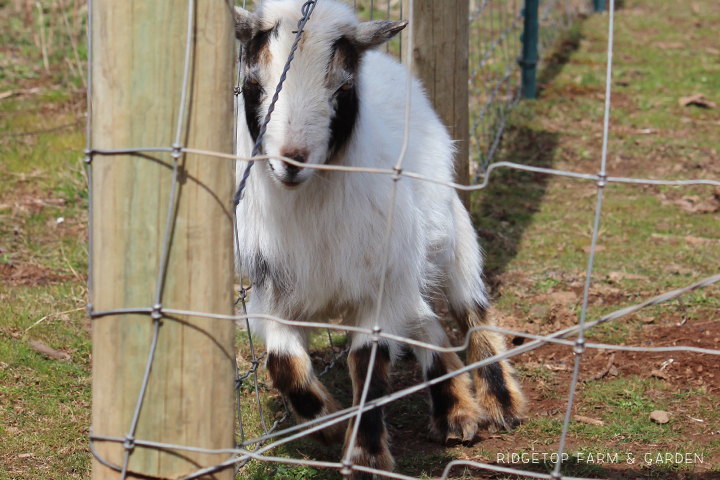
{"left": 344, "top": 341, "right": 393, "bottom": 480}
{"left": 263, "top": 324, "right": 344, "bottom": 445}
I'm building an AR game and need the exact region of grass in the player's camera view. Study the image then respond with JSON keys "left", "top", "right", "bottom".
{"left": 2, "top": 0, "right": 720, "bottom": 478}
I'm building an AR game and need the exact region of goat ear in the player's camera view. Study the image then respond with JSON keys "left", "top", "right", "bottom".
{"left": 354, "top": 20, "right": 408, "bottom": 51}
{"left": 235, "top": 6, "right": 259, "bottom": 43}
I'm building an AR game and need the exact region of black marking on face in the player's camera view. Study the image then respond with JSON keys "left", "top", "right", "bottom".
{"left": 426, "top": 355, "right": 459, "bottom": 426}
{"left": 481, "top": 361, "right": 512, "bottom": 410}
{"left": 242, "top": 24, "right": 279, "bottom": 143}
{"left": 243, "top": 76, "right": 263, "bottom": 143}
{"left": 327, "top": 37, "right": 361, "bottom": 162}
{"left": 351, "top": 345, "right": 390, "bottom": 454}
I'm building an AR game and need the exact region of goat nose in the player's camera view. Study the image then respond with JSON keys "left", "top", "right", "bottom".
{"left": 280, "top": 148, "right": 308, "bottom": 175}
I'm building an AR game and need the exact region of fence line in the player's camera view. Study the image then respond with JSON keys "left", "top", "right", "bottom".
{"left": 84, "top": 0, "right": 720, "bottom": 479}
{"left": 469, "top": 0, "right": 592, "bottom": 179}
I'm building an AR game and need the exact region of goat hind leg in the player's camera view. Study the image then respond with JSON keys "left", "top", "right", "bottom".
{"left": 445, "top": 196, "right": 525, "bottom": 430}
{"left": 450, "top": 303, "right": 526, "bottom": 430}
{"left": 413, "top": 319, "right": 481, "bottom": 444}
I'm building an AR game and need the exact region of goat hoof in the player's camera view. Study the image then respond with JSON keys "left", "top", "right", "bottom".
{"left": 453, "top": 415, "right": 480, "bottom": 444}
{"left": 346, "top": 446, "right": 394, "bottom": 480}
{"left": 430, "top": 408, "right": 480, "bottom": 445}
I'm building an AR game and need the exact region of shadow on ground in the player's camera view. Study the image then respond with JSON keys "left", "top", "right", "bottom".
{"left": 471, "top": 127, "right": 559, "bottom": 291}
{"left": 470, "top": 22, "right": 584, "bottom": 292}
{"left": 538, "top": 21, "right": 586, "bottom": 97}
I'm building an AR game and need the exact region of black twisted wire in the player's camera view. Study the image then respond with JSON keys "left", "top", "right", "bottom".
{"left": 233, "top": 0, "right": 319, "bottom": 207}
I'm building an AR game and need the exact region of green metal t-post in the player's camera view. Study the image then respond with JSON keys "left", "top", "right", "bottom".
{"left": 594, "top": 0, "right": 606, "bottom": 12}
{"left": 520, "top": 0, "right": 539, "bottom": 99}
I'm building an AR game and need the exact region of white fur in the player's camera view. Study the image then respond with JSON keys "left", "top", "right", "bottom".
{"left": 235, "top": 0, "right": 490, "bottom": 366}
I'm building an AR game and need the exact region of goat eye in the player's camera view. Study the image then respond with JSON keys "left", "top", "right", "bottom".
{"left": 340, "top": 80, "right": 354, "bottom": 91}
{"left": 248, "top": 78, "right": 259, "bottom": 86}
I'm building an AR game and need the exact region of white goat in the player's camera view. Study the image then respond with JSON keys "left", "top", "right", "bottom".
{"left": 234, "top": 1, "right": 525, "bottom": 477}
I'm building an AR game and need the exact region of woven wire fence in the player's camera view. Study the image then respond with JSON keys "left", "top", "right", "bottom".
{"left": 469, "top": 0, "right": 592, "bottom": 180}
{"left": 83, "top": 0, "right": 720, "bottom": 479}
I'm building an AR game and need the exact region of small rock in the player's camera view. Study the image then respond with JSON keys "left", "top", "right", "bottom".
{"left": 650, "top": 410, "right": 670, "bottom": 424}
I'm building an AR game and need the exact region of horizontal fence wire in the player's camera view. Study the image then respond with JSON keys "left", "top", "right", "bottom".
{"left": 83, "top": 0, "right": 720, "bottom": 479}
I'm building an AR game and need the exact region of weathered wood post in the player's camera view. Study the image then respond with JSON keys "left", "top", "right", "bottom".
{"left": 401, "top": 0, "right": 471, "bottom": 207}
{"left": 90, "top": 1, "right": 236, "bottom": 478}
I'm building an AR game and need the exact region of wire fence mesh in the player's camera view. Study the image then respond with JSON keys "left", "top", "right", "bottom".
{"left": 468, "top": 0, "right": 592, "bottom": 180}
{"left": 83, "top": 0, "right": 720, "bottom": 479}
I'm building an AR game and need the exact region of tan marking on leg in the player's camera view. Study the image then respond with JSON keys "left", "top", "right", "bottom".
{"left": 266, "top": 351, "right": 344, "bottom": 444}
{"left": 344, "top": 345, "right": 394, "bottom": 480}
{"left": 450, "top": 305, "right": 526, "bottom": 430}
{"left": 426, "top": 350, "right": 482, "bottom": 444}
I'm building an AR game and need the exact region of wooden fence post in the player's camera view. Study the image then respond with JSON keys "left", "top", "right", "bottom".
{"left": 401, "top": 0, "right": 471, "bottom": 208}
{"left": 90, "top": 1, "right": 235, "bottom": 478}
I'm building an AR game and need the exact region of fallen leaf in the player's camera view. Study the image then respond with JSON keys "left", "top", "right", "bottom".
{"left": 692, "top": 200, "right": 720, "bottom": 214}
{"left": 686, "top": 235, "right": 716, "bottom": 247}
{"left": 679, "top": 93, "right": 716, "bottom": 108}
{"left": 574, "top": 415, "right": 604, "bottom": 426}
{"left": 28, "top": 340, "right": 71, "bottom": 361}
{"left": 706, "top": 47, "right": 720, "bottom": 55}
{"left": 655, "top": 42, "right": 685, "bottom": 49}
{"left": 642, "top": 316, "right": 656, "bottom": 324}
{"left": 673, "top": 193, "right": 720, "bottom": 214}
{"left": 608, "top": 365, "right": 619, "bottom": 376}
{"left": 582, "top": 245, "right": 606, "bottom": 253}
{"left": 667, "top": 264, "right": 694, "bottom": 275}
{"left": 544, "top": 363, "right": 568, "bottom": 372}
{"left": 18, "top": 453, "right": 34, "bottom": 459}
{"left": 650, "top": 410, "right": 670, "bottom": 424}
{"left": 0, "top": 90, "right": 14, "bottom": 101}
{"left": 651, "top": 369, "right": 669, "bottom": 380}
{"left": 608, "top": 271, "right": 649, "bottom": 282}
